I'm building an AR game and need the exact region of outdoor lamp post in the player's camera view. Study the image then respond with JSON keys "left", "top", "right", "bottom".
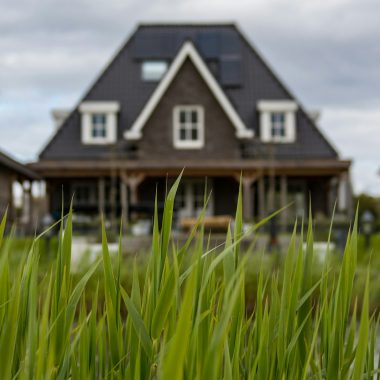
{"left": 360, "top": 210, "right": 375, "bottom": 250}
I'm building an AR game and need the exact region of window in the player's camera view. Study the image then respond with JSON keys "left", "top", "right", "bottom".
{"left": 71, "top": 182, "right": 98, "bottom": 206}
{"left": 91, "top": 113, "right": 107, "bottom": 139}
{"left": 257, "top": 100, "right": 298, "bottom": 143}
{"left": 141, "top": 61, "right": 168, "bottom": 81}
{"left": 270, "top": 112, "right": 286, "bottom": 138}
{"left": 173, "top": 106, "right": 204, "bottom": 149}
{"left": 79, "top": 101, "right": 120, "bottom": 145}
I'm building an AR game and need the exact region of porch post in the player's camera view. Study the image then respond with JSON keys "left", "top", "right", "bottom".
{"left": 98, "top": 177, "right": 105, "bottom": 215}
{"left": 338, "top": 172, "right": 349, "bottom": 213}
{"left": 327, "top": 177, "right": 338, "bottom": 215}
{"left": 21, "top": 180, "right": 32, "bottom": 232}
{"left": 9, "top": 174, "right": 16, "bottom": 222}
{"left": 346, "top": 173, "right": 354, "bottom": 219}
{"left": 242, "top": 176, "right": 256, "bottom": 222}
{"left": 268, "top": 174, "right": 275, "bottom": 212}
{"left": 126, "top": 174, "right": 145, "bottom": 205}
{"left": 120, "top": 173, "right": 129, "bottom": 226}
{"left": 280, "top": 175, "right": 288, "bottom": 227}
{"left": 258, "top": 174, "right": 266, "bottom": 220}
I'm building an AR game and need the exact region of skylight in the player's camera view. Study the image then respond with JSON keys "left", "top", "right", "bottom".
{"left": 141, "top": 61, "right": 168, "bottom": 81}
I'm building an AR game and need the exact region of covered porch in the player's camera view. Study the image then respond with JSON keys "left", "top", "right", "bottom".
{"left": 32, "top": 158, "right": 352, "bottom": 232}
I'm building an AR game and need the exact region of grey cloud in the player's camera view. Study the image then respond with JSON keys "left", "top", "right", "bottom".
{"left": 0, "top": 0, "right": 379, "bottom": 194}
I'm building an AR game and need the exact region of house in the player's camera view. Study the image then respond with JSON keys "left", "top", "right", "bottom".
{"left": 0, "top": 149, "right": 39, "bottom": 226}
{"left": 30, "top": 23, "right": 352, "bottom": 226}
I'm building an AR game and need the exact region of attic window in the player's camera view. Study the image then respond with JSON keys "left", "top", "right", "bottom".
{"left": 141, "top": 61, "right": 168, "bottom": 81}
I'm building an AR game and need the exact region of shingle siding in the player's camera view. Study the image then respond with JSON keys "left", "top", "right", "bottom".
{"left": 40, "top": 23, "right": 338, "bottom": 161}
{"left": 137, "top": 59, "right": 241, "bottom": 160}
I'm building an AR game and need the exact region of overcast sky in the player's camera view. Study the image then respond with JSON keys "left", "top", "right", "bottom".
{"left": 1, "top": 0, "right": 379, "bottom": 195}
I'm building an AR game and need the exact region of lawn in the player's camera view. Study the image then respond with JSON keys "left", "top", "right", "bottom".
{"left": 0, "top": 176, "right": 379, "bottom": 379}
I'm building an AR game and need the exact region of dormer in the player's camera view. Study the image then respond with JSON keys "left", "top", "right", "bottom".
{"left": 79, "top": 101, "right": 120, "bottom": 145}
{"left": 257, "top": 100, "right": 298, "bottom": 143}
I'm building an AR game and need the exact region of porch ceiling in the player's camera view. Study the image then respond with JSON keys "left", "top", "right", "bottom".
{"left": 29, "top": 159, "right": 351, "bottom": 178}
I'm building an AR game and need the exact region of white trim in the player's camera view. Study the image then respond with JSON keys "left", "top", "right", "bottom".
{"left": 79, "top": 101, "right": 120, "bottom": 113}
{"left": 257, "top": 100, "right": 298, "bottom": 112}
{"left": 125, "top": 41, "right": 253, "bottom": 140}
{"left": 173, "top": 105, "right": 204, "bottom": 149}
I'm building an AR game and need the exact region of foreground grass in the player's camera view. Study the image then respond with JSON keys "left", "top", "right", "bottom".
{"left": 0, "top": 177, "right": 379, "bottom": 379}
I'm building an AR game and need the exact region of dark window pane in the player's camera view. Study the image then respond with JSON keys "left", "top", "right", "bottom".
{"left": 92, "top": 113, "right": 106, "bottom": 125}
{"left": 191, "top": 111, "right": 198, "bottom": 123}
{"left": 271, "top": 112, "right": 285, "bottom": 123}
{"left": 191, "top": 128, "right": 198, "bottom": 140}
{"left": 180, "top": 128, "right": 187, "bottom": 140}
{"left": 180, "top": 111, "right": 186, "bottom": 123}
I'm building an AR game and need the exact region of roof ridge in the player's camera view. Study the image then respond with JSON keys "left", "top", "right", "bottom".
{"left": 137, "top": 22, "right": 237, "bottom": 28}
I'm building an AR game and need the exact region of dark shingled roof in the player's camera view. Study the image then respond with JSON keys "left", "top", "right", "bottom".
{"left": 40, "top": 23, "right": 338, "bottom": 161}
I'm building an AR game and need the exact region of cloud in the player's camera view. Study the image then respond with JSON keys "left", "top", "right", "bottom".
{"left": 0, "top": 0, "right": 379, "bottom": 194}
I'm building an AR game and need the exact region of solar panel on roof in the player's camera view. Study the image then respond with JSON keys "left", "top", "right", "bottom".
{"left": 220, "top": 56, "right": 242, "bottom": 86}
{"left": 221, "top": 32, "right": 241, "bottom": 55}
{"left": 131, "top": 32, "right": 176, "bottom": 59}
{"left": 196, "top": 32, "right": 221, "bottom": 58}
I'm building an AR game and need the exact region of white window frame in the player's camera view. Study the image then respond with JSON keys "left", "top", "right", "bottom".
{"left": 257, "top": 100, "right": 298, "bottom": 143}
{"left": 173, "top": 105, "right": 205, "bottom": 149}
{"left": 79, "top": 101, "right": 120, "bottom": 145}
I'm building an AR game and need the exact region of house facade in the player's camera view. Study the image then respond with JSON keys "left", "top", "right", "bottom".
{"left": 31, "top": 23, "right": 352, "bottom": 225}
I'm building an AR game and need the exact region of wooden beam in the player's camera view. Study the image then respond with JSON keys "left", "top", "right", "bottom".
{"left": 98, "top": 177, "right": 105, "bottom": 215}
{"left": 280, "top": 175, "right": 288, "bottom": 227}
{"left": 120, "top": 179, "right": 128, "bottom": 227}
{"left": 258, "top": 174, "right": 266, "bottom": 221}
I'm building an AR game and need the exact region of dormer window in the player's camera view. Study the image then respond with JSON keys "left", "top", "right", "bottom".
{"left": 173, "top": 105, "right": 204, "bottom": 149}
{"left": 270, "top": 112, "right": 286, "bottom": 138}
{"left": 79, "top": 101, "right": 120, "bottom": 145}
{"left": 91, "top": 114, "right": 107, "bottom": 139}
{"left": 257, "top": 100, "right": 298, "bottom": 143}
{"left": 141, "top": 61, "right": 168, "bottom": 81}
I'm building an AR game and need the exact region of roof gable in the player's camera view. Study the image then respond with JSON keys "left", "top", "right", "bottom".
{"left": 39, "top": 23, "right": 339, "bottom": 161}
{"left": 125, "top": 41, "right": 253, "bottom": 140}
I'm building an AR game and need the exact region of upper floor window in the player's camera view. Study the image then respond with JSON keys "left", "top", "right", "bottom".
{"left": 270, "top": 112, "right": 286, "bottom": 138}
{"left": 173, "top": 105, "right": 204, "bottom": 149}
{"left": 141, "top": 61, "right": 168, "bottom": 81}
{"left": 257, "top": 100, "right": 298, "bottom": 143}
{"left": 79, "top": 101, "right": 120, "bottom": 145}
{"left": 91, "top": 114, "right": 107, "bottom": 139}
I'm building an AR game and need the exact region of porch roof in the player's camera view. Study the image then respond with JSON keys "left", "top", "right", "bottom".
{"left": 29, "top": 158, "right": 351, "bottom": 178}
{"left": 0, "top": 150, "right": 39, "bottom": 180}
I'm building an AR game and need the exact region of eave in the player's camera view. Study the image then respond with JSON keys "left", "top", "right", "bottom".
{"left": 29, "top": 159, "right": 351, "bottom": 178}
